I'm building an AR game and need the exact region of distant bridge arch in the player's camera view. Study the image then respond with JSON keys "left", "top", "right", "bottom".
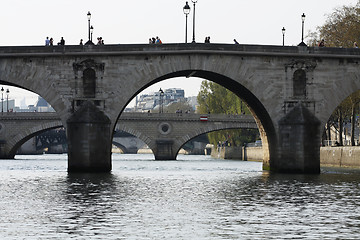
{"left": 116, "top": 113, "right": 257, "bottom": 160}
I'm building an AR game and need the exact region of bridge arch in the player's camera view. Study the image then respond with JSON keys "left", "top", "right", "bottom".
{"left": 174, "top": 122, "right": 259, "bottom": 159}
{"left": 5, "top": 120, "right": 63, "bottom": 158}
{"left": 116, "top": 112, "right": 258, "bottom": 161}
{"left": 118, "top": 69, "right": 275, "bottom": 169}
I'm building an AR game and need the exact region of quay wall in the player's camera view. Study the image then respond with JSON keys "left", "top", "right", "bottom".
{"left": 320, "top": 146, "right": 360, "bottom": 168}
{"left": 211, "top": 146, "right": 360, "bottom": 168}
{"left": 211, "top": 146, "right": 263, "bottom": 161}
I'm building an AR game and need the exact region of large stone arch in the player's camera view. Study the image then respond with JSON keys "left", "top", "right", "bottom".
{"left": 116, "top": 69, "right": 275, "bottom": 169}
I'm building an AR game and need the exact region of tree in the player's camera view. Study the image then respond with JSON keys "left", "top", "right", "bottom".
{"left": 197, "top": 80, "right": 258, "bottom": 146}
{"left": 163, "top": 101, "right": 194, "bottom": 114}
{"left": 309, "top": 1, "right": 360, "bottom": 146}
{"left": 307, "top": 1, "right": 360, "bottom": 47}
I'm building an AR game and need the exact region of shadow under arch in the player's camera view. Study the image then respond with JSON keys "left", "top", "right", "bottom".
{"left": 116, "top": 70, "right": 277, "bottom": 170}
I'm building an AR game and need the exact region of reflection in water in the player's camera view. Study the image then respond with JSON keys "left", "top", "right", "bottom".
{"left": 0, "top": 154, "right": 360, "bottom": 239}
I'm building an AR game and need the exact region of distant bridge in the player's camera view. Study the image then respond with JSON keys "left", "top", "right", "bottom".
{"left": 0, "top": 112, "right": 257, "bottom": 160}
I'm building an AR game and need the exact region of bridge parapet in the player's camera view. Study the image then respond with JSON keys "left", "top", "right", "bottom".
{"left": 119, "top": 112, "right": 255, "bottom": 123}
{"left": 0, "top": 43, "right": 359, "bottom": 59}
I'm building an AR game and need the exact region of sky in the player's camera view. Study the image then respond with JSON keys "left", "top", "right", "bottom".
{"left": 1, "top": 0, "right": 358, "bottom": 107}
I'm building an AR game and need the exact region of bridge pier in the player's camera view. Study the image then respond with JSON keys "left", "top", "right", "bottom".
{"left": 0, "top": 141, "right": 15, "bottom": 159}
{"left": 154, "top": 139, "right": 176, "bottom": 160}
{"left": 66, "top": 101, "right": 112, "bottom": 172}
{"left": 276, "top": 104, "right": 321, "bottom": 174}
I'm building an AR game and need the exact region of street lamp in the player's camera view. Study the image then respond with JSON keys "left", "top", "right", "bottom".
{"left": 298, "top": 13, "right": 307, "bottom": 46}
{"left": 1, "top": 87, "right": 3, "bottom": 113}
{"left": 191, "top": 0, "right": 198, "bottom": 43}
{"left": 183, "top": 2, "right": 191, "bottom": 43}
{"left": 85, "top": 11, "right": 94, "bottom": 45}
{"left": 282, "top": 27, "right": 286, "bottom": 46}
{"left": 159, "top": 88, "right": 164, "bottom": 113}
{"left": 6, "top": 89, "right": 9, "bottom": 112}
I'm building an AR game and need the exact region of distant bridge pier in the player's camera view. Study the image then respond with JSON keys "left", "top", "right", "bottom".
{"left": 66, "top": 101, "right": 112, "bottom": 173}
{"left": 154, "top": 139, "right": 176, "bottom": 160}
{"left": 0, "top": 141, "right": 14, "bottom": 159}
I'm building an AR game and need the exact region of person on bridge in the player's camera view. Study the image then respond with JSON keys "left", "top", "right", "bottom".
{"left": 49, "top": 38, "right": 53, "bottom": 46}
{"left": 318, "top": 39, "right": 325, "bottom": 47}
{"left": 155, "top": 37, "right": 162, "bottom": 44}
{"left": 58, "top": 37, "right": 65, "bottom": 45}
{"left": 45, "top": 37, "right": 50, "bottom": 46}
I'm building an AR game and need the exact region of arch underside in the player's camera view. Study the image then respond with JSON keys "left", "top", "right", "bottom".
{"left": 120, "top": 70, "right": 276, "bottom": 166}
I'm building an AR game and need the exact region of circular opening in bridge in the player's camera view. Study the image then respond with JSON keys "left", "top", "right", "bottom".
{"left": 158, "top": 122, "right": 171, "bottom": 135}
{"left": 162, "top": 125, "right": 169, "bottom": 132}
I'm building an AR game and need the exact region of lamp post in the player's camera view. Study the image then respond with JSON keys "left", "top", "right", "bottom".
{"left": 6, "top": 89, "right": 9, "bottom": 112}
{"left": 191, "top": 0, "right": 198, "bottom": 43}
{"left": 85, "top": 11, "right": 94, "bottom": 45}
{"left": 282, "top": 27, "right": 286, "bottom": 46}
{"left": 159, "top": 88, "right": 164, "bottom": 113}
{"left": 183, "top": 2, "right": 191, "bottom": 43}
{"left": 1, "top": 87, "right": 3, "bottom": 113}
{"left": 298, "top": 13, "right": 307, "bottom": 46}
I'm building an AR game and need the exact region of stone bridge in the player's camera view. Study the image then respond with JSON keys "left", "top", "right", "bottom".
{"left": 0, "top": 112, "right": 257, "bottom": 160}
{"left": 0, "top": 44, "right": 359, "bottom": 173}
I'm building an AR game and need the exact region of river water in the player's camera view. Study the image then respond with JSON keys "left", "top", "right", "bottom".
{"left": 1, "top": 154, "right": 360, "bottom": 239}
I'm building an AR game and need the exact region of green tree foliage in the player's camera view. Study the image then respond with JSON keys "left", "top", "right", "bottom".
{"left": 307, "top": 1, "right": 360, "bottom": 47}
{"left": 197, "top": 80, "right": 259, "bottom": 146}
{"left": 310, "top": 1, "right": 360, "bottom": 145}
{"left": 163, "top": 101, "right": 194, "bottom": 114}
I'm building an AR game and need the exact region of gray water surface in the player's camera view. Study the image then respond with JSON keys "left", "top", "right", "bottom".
{"left": 1, "top": 154, "right": 360, "bottom": 239}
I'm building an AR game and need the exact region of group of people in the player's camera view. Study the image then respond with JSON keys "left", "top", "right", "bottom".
{"left": 318, "top": 39, "right": 359, "bottom": 48}
{"left": 45, "top": 37, "right": 65, "bottom": 46}
{"left": 96, "top": 37, "right": 104, "bottom": 45}
{"left": 46, "top": 36, "right": 360, "bottom": 48}
{"left": 149, "top": 36, "right": 162, "bottom": 44}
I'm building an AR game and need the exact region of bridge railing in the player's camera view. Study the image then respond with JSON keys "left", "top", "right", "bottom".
{"left": 119, "top": 112, "right": 255, "bottom": 123}
{"left": 0, "top": 112, "right": 59, "bottom": 120}
{"left": 0, "top": 111, "right": 256, "bottom": 123}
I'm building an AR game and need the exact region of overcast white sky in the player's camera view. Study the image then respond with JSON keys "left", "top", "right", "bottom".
{"left": 1, "top": 0, "right": 357, "bottom": 107}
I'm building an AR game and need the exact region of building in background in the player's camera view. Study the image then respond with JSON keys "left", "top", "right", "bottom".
{"left": 14, "top": 96, "right": 54, "bottom": 112}
{"left": 127, "top": 88, "right": 198, "bottom": 112}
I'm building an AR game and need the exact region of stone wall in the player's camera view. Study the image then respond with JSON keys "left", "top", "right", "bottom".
{"left": 320, "top": 146, "right": 360, "bottom": 168}
{"left": 211, "top": 146, "right": 263, "bottom": 161}
{"left": 211, "top": 146, "right": 243, "bottom": 160}
{"left": 243, "top": 147, "right": 263, "bottom": 161}
{"left": 211, "top": 146, "right": 360, "bottom": 169}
